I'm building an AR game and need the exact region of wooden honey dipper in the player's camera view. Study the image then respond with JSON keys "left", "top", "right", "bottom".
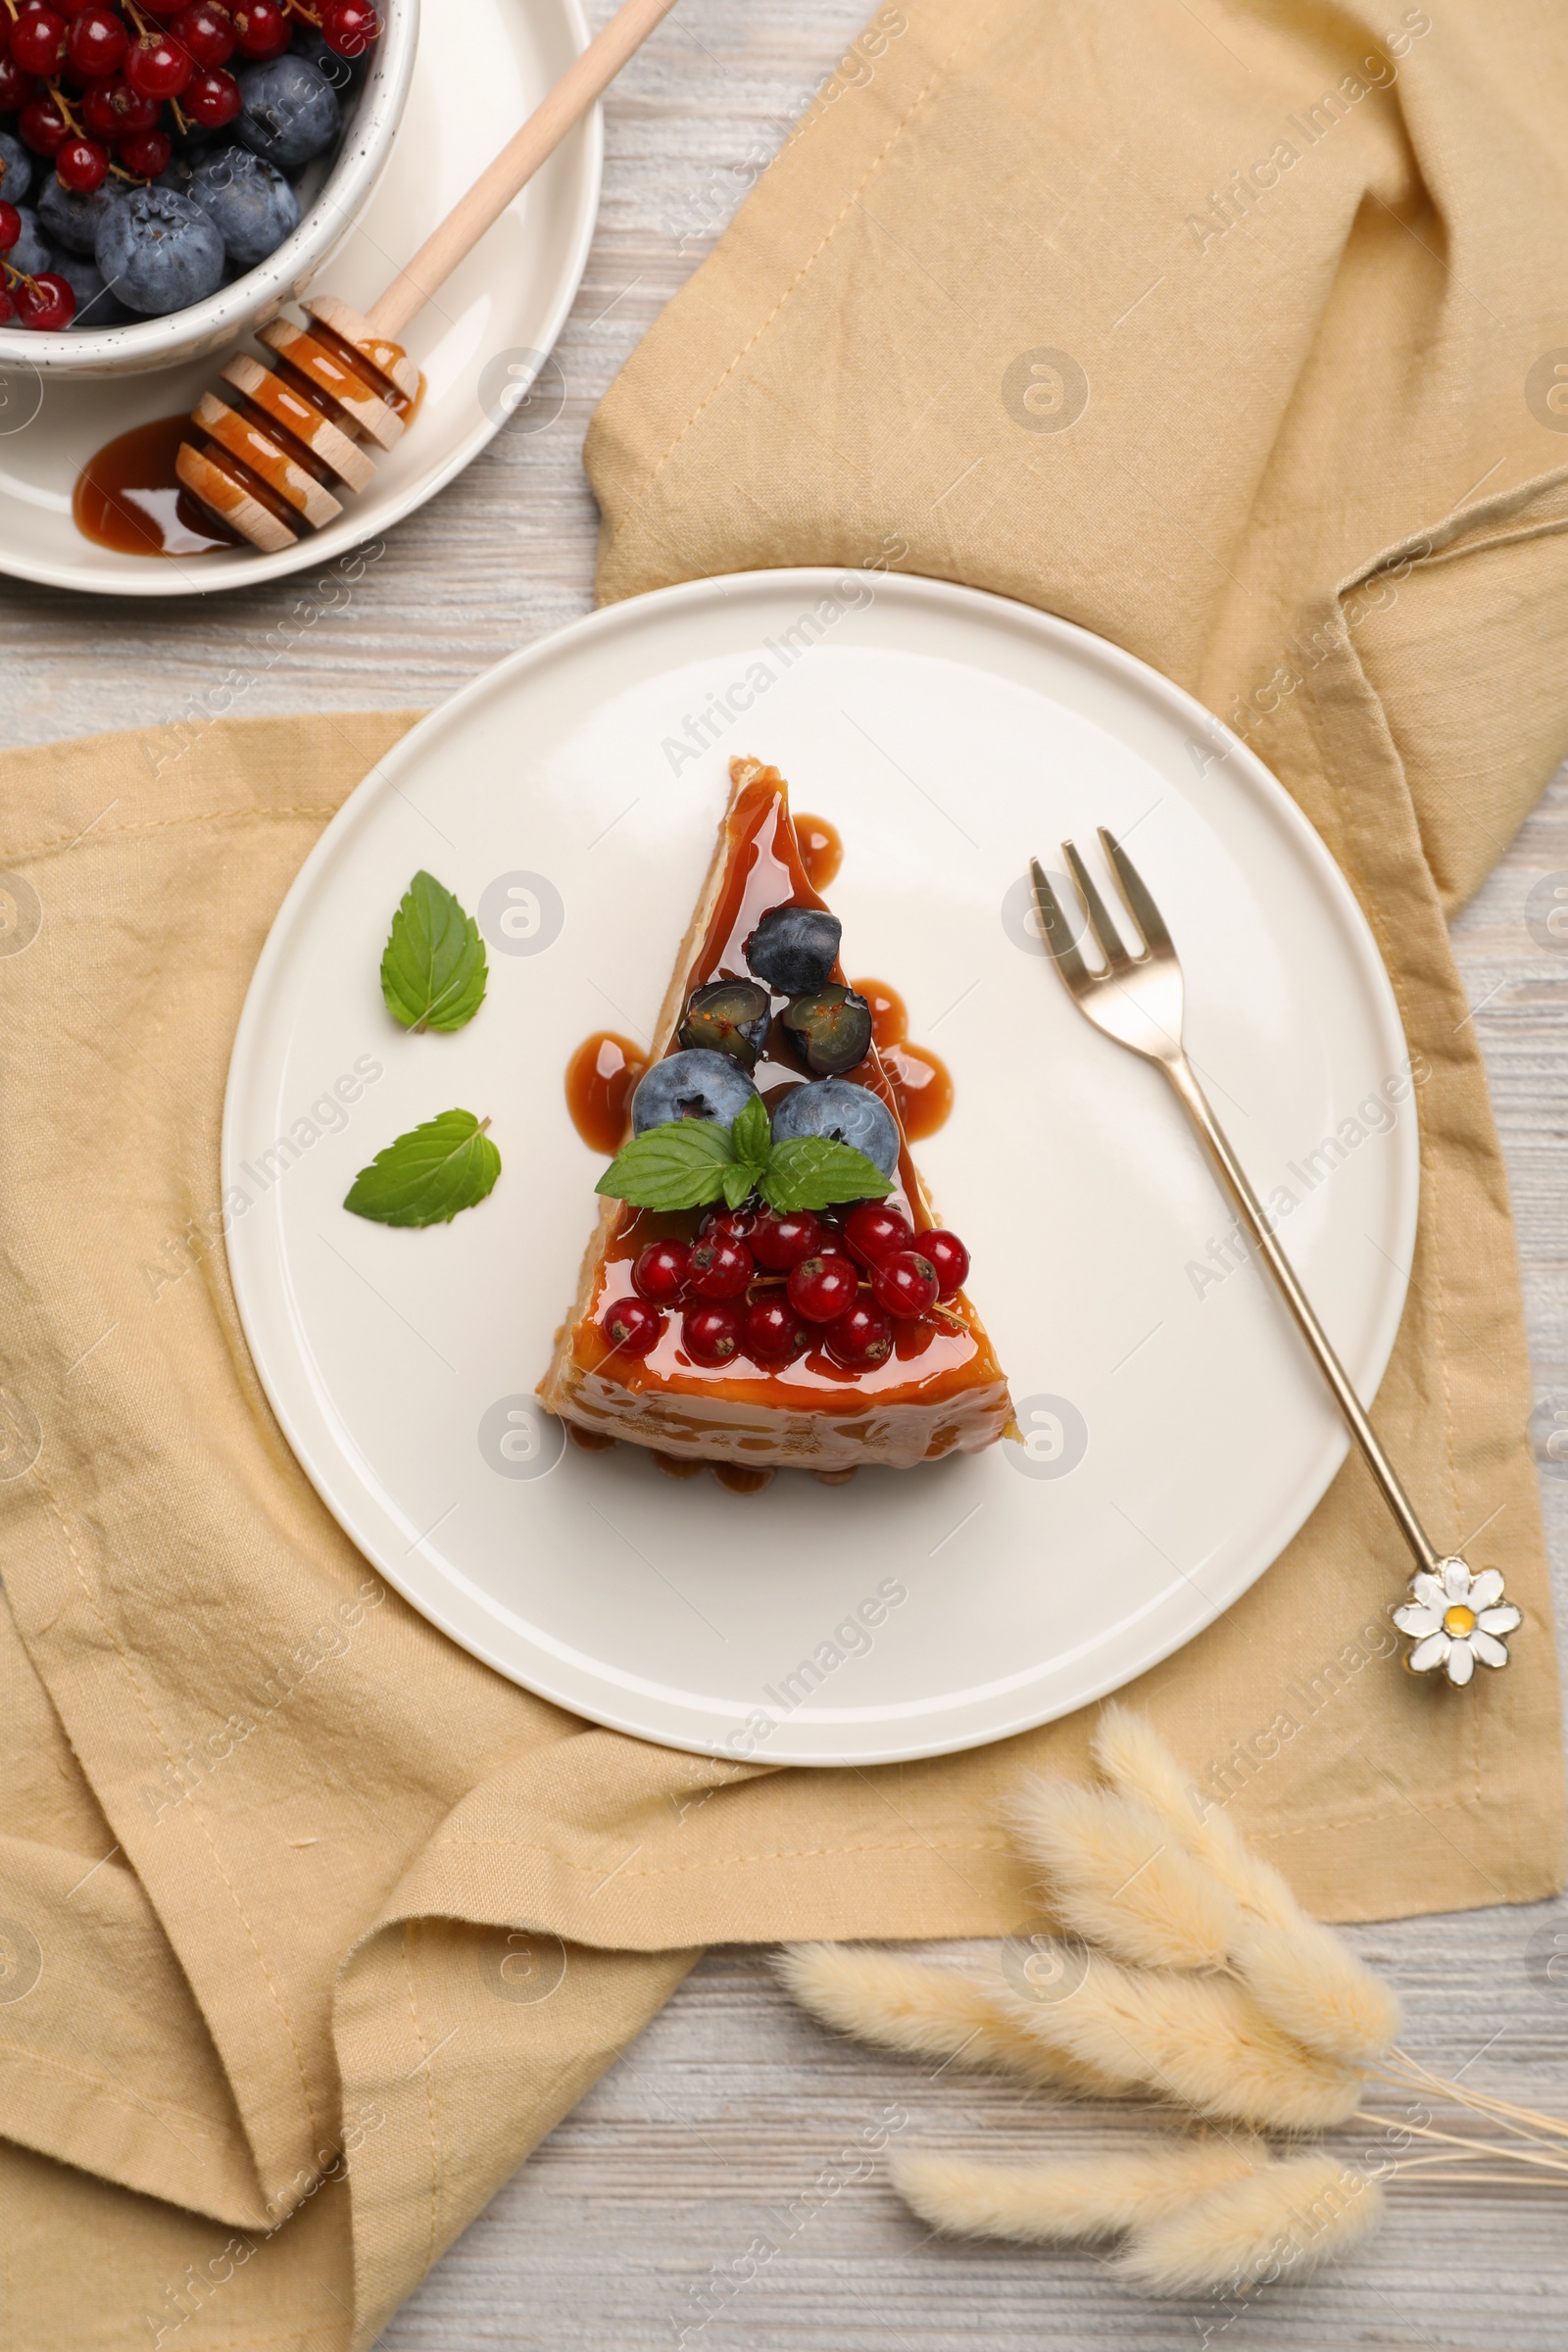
{"left": 178, "top": 0, "right": 678, "bottom": 554}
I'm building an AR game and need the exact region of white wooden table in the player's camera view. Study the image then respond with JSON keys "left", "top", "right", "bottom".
{"left": 3, "top": 3, "right": 1564, "bottom": 2342}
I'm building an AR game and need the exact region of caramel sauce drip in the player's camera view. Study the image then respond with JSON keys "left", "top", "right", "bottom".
{"left": 793, "top": 812, "right": 842, "bottom": 892}
{"left": 849, "top": 980, "right": 954, "bottom": 1142}
{"left": 564, "top": 1032, "right": 648, "bottom": 1154}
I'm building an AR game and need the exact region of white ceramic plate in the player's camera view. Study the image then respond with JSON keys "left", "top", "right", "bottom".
{"left": 223, "top": 571, "right": 1419, "bottom": 1765}
{"left": 0, "top": 0, "right": 597, "bottom": 594}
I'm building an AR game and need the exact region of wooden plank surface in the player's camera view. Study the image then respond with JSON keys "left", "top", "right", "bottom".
{"left": 3, "top": 0, "right": 1565, "bottom": 2343}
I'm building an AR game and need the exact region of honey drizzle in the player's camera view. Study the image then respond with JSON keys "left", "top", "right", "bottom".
{"left": 177, "top": 328, "right": 422, "bottom": 545}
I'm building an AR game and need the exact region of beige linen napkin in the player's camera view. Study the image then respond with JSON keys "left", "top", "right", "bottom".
{"left": 3, "top": 0, "right": 1566, "bottom": 2340}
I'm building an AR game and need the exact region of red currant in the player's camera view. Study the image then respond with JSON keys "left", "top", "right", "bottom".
{"left": 741, "top": 1296, "right": 809, "bottom": 1362}
{"left": 632, "top": 1238, "right": 689, "bottom": 1306}
{"left": 842, "top": 1202, "right": 914, "bottom": 1266}
{"left": 0, "top": 200, "right": 20, "bottom": 252}
{"left": 699, "top": 1204, "right": 758, "bottom": 1244}
{"left": 65, "top": 3, "right": 126, "bottom": 75}
{"left": 229, "top": 0, "right": 288, "bottom": 56}
{"left": 56, "top": 134, "right": 108, "bottom": 191}
{"left": 824, "top": 1301, "right": 893, "bottom": 1366}
{"left": 0, "top": 56, "right": 36, "bottom": 109}
{"left": 115, "top": 123, "right": 170, "bottom": 174}
{"left": 787, "top": 1251, "right": 858, "bottom": 1324}
{"left": 19, "top": 92, "right": 70, "bottom": 153}
{"left": 183, "top": 62, "right": 238, "bottom": 123}
{"left": 751, "top": 1208, "right": 821, "bottom": 1271}
{"left": 16, "top": 269, "right": 74, "bottom": 328}
{"left": 11, "top": 6, "right": 67, "bottom": 74}
{"left": 83, "top": 74, "right": 157, "bottom": 134}
{"left": 687, "top": 1235, "right": 753, "bottom": 1300}
{"left": 600, "top": 1295, "right": 663, "bottom": 1358}
{"left": 171, "top": 0, "right": 233, "bottom": 64}
{"left": 870, "top": 1248, "right": 939, "bottom": 1320}
{"left": 921, "top": 1228, "right": 969, "bottom": 1299}
{"left": 320, "top": 0, "right": 379, "bottom": 55}
{"left": 125, "top": 28, "right": 191, "bottom": 97}
{"left": 682, "top": 1300, "right": 741, "bottom": 1366}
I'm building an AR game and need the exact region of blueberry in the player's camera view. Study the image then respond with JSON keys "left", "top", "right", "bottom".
{"left": 291, "top": 24, "right": 368, "bottom": 93}
{"left": 677, "top": 978, "right": 771, "bottom": 1067}
{"left": 8, "top": 206, "right": 48, "bottom": 279}
{"left": 781, "top": 984, "right": 872, "bottom": 1076}
{"left": 96, "top": 188, "right": 225, "bottom": 318}
{"left": 770, "top": 1078, "right": 900, "bottom": 1179}
{"left": 235, "top": 55, "right": 342, "bottom": 173}
{"left": 745, "top": 904, "right": 841, "bottom": 995}
{"left": 631, "top": 1049, "right": 759, "bottom": 1136}
{"left": 37, "top": 174, "right": 112, "bottom": 258}
{"left": 189, "top": 147, "right": 300, "bottom": 269}
{"left": 48, "top": 250, "right": 130, "bottom": 328}
{"left": 0, "top": 132, "right": 32, "bottom": 208}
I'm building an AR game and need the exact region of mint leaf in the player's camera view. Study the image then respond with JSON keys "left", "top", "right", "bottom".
{"left": 720, "top": 1161, "right": 762, "bottom": 1210}
{"left": 596, "top": 1119, "right": 736, "bottom": 1211}
{"left": 760, "top": 1136, "right": 892, "bottom": 1212}
{"left": 380, "top": 870, "right": 488, "bottom": 1033}
{"left": 344, "top": 1108, "right": 501, "bottom": 1227}
{"left": 731, "top": 1095, "right": 770, "bottom": 1165}
{"left": 596, "top": 1100, "right": 894, "bottom": 1215}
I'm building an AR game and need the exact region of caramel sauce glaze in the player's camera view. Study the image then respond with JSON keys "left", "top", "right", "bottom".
{"left": 568, "top": 775, "right": 996, "bottom": 1416}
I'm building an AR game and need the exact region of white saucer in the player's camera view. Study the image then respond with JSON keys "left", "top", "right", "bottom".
{"left": 222, "top": 571, "right": 1419, "bottom": 1765}
{"left": 0, "top": 0, "right": 598, "bottom": 596}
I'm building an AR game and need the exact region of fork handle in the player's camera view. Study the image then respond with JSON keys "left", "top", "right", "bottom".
{"left": 1160, "top": 1053, "right": 1441, "bottom": 1579}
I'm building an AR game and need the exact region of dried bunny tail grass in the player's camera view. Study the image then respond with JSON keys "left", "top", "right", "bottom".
{"left": 1116, "top": 2153, "right": 1384, "bottom": 2294}
{"left": 1090, "top": 1706, "right": 1401, "bottom": 2066}
{"left": 1090, "top": 1704, "right": 1298, "bottom": 1930}
{"left": 892, "top": 2137, "right": 1265, "bottom": 2243}
{"left": 1008, "top": 1775, "right": 1241, "bottom": 1971}
{"left": 774, "top": 1943, "right": 1126, "bottom": 2097}
{"left": 996, "top": 1946, "right": 1364, "bottom": 2131}
{"left": 1231, "top": 1915, "right": 1400, "bottom": 2065}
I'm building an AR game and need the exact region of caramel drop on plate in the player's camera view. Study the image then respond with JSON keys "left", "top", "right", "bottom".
{"left": 852, "top": 977, "right": 908, "bottom": 1053}
{"left": 882, "top": 1041, "right": 955, "bottom": 1140}
{"left": 565, "top": 1032, "right": 648, "bottom": 1153}
{"left": 794, "top": 812, "right": 843, "bottom": 892}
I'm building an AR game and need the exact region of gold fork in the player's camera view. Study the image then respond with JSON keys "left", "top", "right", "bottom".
{"left": 1029, "top": 831, "right": 1521, "bottom": 1688}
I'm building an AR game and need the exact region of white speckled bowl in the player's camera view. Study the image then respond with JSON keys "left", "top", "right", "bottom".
{"left": 0, "top": 0, "right": 417, "bottom": 378}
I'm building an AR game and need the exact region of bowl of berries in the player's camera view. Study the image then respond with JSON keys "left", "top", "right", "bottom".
{"left": 0, "top": 0, "right": 416, "bottom": 372}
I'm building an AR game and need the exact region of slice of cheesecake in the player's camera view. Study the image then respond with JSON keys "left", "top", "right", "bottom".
{"left": 538, "top": 757, "right": 1014, "bottom": 1473}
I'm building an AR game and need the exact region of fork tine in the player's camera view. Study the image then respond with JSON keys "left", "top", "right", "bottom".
{"left": 1062, "top": 839, "right": 1134, "bottom": 970}
{"left": 1100, "top": 827, "right": 1171, "bottom": 956}
{"left": 1028, "top": 858, "right": 1091, "bottom": 986}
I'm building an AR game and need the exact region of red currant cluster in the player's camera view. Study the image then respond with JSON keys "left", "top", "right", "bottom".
{"left": 0, "top": 0, "right": 377, "bottom": 325}
{"left": 601, "top": 1200, "right": 971, "bottom": 1373}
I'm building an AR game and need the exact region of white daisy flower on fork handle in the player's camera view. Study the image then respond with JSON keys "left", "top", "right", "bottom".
{"left": 1395, "top": 1558, "right": 1522, "bottom": 1686}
